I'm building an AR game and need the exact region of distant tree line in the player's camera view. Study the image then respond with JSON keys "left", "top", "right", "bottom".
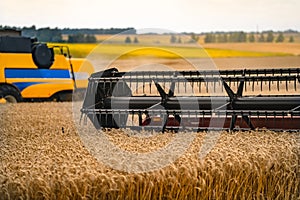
{"left": 61, "top": 27, "right": 136, "bottom": 35}
{"left": 124, "top": 36, "right": 139, "bottom": 43}
{"left": 204, "top": 31, "right": 294, "bottom": 43}
{"left": 0, "top": 25, "right": 297, "bottom": 44}
{"left": 170, "top": 34, "right": 196, "bottom": 44}
{"left": 0, "top": 25, "right": 136, "bottom": 43}
{"left": 67, "top": 34, "right": 97, "bottom": 43}
{"left": 170, "top": 35, "right": 182, "bottom": 43}
{"left": 167, "top": 31, "right": 296, "bottom": 44}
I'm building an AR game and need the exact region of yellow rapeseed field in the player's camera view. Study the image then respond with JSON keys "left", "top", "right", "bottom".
{"left": 0, "top": 102, "right": 299, "bottom": 199}
{"left": 51, "top": 43, "right": 291, "bottom": 59}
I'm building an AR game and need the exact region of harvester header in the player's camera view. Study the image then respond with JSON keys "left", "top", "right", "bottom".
{"left": 81, "top": 67, "right": 300, "bottom": 132}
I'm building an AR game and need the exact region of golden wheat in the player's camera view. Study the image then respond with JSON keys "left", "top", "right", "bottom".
{"left": 0, "top": 102, "right": 299, "bottom": 199}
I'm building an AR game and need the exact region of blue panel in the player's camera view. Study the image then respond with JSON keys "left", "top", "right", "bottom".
{"left": 5, "top": 69, "right": 71, "bottom": 79}
{"left": 13, "top": 82, "right": 44, "bottom": 92}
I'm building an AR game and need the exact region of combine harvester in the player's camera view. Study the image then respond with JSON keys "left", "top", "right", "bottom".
{"left": 0, "top": 36, "right": 93, "bottom": 102}
{"left": 81, "top": 67, "right": 300, "bottom": 131}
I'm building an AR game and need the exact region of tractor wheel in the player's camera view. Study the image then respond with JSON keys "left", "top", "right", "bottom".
{"left": 0, "top": 85, "right": 22, "bottom": 103}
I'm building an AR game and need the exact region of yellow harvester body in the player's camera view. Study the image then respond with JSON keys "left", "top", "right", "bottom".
{"left": 0, "top": 36, "right": 94, "bottom": 102}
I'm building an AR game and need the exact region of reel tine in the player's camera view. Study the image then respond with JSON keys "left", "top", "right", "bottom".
{"left": 213, "top": 80, "right": 216, "bottom": 93}
{"left": 202, "top": 111, "right": 205, "bottom": 127}
{"left": 136, "top": 78, "right": 139, "bottom": 94}
{"left": 132, "top": 112, "right": 134, "bottom": 126}
{"left": 242, "top": 114, "right": 254, "bottom": 130}
{"left": 105, "top": 111, "right": 108, "bottom": 127}
{"left": 138, "top": 110, "right": 143, "bottom": 126}
{"left": 168, "top": 73, "right": 177, "bottom": 97}
{"left": 281, "top": 111, "right": 284, "bottom": 129}
{"left": 142, "top": 74, "right": 145, "bottom": 94}
{"left": 199, "top": 81, "right": 202, "bottom": 93}
{"left": 286, "top": 77, "right": 288, "bottom": 91}
{"left": 229, "top": 112, "right": 237, "bottom": 130}
{"left": 273, "top": 111, "right": 276, "bottom": 127}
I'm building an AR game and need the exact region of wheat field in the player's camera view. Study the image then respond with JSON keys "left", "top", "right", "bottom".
{"left": 0, "top": 102, "right": 299, "bottom": 199}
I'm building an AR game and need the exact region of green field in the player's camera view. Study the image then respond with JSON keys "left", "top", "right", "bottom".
{"left": 51, "top": 43, "right": 292, "bottom": 59}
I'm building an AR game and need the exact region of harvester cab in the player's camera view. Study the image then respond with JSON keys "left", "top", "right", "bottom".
{"left": 0, "top": 36, "right": 94, "bottom": 102}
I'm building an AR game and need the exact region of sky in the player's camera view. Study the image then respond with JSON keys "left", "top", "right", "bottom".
{"left": 0, "top": 0, "right": 299, "bottom": 33}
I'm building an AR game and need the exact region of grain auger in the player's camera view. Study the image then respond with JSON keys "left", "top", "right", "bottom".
{"left": 81, "top": 67, "right": 300, "bottom": 132}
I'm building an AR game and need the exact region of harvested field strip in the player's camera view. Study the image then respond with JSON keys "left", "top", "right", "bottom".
{"left": 0, "top": 103, "right": 299, "bottom": 199}
{"left": 203, "top": 43, "right": 300, "bottom": 56}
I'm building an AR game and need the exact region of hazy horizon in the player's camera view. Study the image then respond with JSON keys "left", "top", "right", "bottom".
{"left": 1, "top": 0, "right": 299, "bottom": 33}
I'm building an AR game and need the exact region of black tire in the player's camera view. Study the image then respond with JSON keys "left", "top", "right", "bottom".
{"left": 51, "top": 91, "right": 73, "bottom": 102}
{"left": 94, "top": 81, "right": 131, "bottom": 129}
{"left": 32, "top": 44, "right": 54, "bottom": 69}
{"left": 83, "top": 68, "right": 131, "bottom": 129}
{"left": 0, "top": 85, "right": 22, "bottom": 103}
